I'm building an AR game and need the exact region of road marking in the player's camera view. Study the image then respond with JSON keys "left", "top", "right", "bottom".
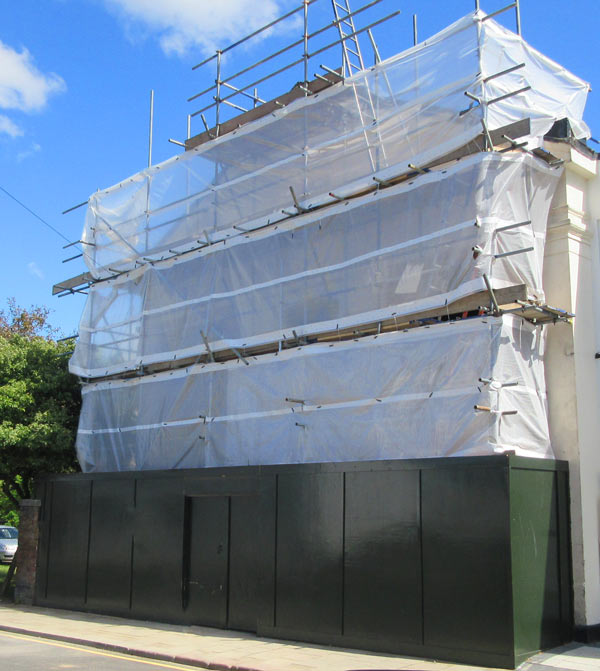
{"left": 0, "top": 631, "right": 203, "bottom": 669}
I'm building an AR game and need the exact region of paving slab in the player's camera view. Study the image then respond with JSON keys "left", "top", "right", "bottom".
{"left": 0, "top": 602, "right": 598, "bottom": 671}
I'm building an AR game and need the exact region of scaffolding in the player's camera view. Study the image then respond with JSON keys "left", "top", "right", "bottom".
{"left": 56, "top": 3, "right": 590, "bottom": 472}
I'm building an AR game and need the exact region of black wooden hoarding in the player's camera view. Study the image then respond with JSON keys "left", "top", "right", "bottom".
{"left": 35, "top": 455, "right": 571, "bottom": 669}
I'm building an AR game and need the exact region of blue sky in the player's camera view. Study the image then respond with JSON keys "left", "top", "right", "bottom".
{"left": 1, "top": 0, "right": 598, "bottom": 337}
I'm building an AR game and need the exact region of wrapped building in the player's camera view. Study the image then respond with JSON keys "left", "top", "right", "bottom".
{"left": 39, "top": 6, "right": 598, "bottom": 668}
{"left": 69, "top": 10, "right": 588, "bottom": 471}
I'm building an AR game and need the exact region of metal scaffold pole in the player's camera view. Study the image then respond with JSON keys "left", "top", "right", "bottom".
{"left": 215, "top": 50, "right": 222, "bottom": 135}
{"left": 303, "top": 0, "right": 309, "bottom": 88}
{"left": 148, "top": 89, "right": 154, "bottom": 167}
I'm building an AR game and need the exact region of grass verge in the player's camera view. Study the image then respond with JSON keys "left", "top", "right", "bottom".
{"left": 0, "top": 562, "right": 9, "bottom": 582}
{"left": 0, "top": 561, "right": 15, "bottom": 600}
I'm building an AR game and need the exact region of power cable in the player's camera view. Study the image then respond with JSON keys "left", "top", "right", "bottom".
{"left": 0, "top": 184, "right": 71, "bottom": 244}
{"left": 0, "top": 184, "right": 93, "bottom": 265}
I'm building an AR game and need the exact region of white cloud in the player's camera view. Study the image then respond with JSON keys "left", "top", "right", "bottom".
{"left": 0, "top": 41, "right": 66, "bottom": 112}
{"left": 27, "top": 261, "right": 45, "bottom": 281}
{"left": 102, "top": 0, "right": 288, "bottom": 57}
{"left": 0, "top": 41, "right": 66, "bottom": 139}
{"left": 17, "top": 142, "right": 41, "bottom": 162}
{"left": 0, "top": 114, "right": 23, "bottom": 138}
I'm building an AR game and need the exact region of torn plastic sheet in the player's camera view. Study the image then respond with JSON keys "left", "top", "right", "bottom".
{"left": 70, "top": 152, "right": 560, "bottom": 379}
{"left": 79, "top": 11, "right": 588, "bottom": 278}
{"left": 75, "top": 314, "right": 551, "bottom": 473}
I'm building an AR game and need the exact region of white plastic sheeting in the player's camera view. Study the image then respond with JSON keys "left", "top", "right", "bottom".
{"left": 70, "top": 152, "right": 560, "bottom": 378}
{"left": 79, "top": 11, "right": 589, "bottom": 279}
{"left": 480, "top": 18, "right": 589, "bottom": 140}
{"left": 70, "top": 9, "right": 584, "bottom": 472}
{"left": 76, "top": 315, "right": 551, "bottom": 473}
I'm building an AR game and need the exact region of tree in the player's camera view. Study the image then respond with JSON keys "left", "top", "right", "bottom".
{"left": 0, "top": 483, "right": 20, "bottom": 526}
{"left": 0, "top": 298, "right": 58, "bottom": 340}
{"left": 0, "top": 300, "right": 80, "bottom": 511}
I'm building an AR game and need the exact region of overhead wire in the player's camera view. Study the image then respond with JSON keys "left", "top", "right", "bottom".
{"left": 0, "top": 184, "right": 93, "bottom": 266}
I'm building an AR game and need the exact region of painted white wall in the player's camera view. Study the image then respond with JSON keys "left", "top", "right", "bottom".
{"left": 543, "top": 140, "right": 600, "bottom": 628}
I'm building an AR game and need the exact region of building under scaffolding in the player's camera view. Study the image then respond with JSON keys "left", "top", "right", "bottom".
{"left": 67, "top": 8, "right": 588, "bottom": 470}
{"left": 40, "top": 3, "right": 599, "bottom": 668}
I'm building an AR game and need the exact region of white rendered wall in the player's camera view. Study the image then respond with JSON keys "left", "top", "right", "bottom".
{"left": 543, "top": 140, "right": 600, "bottom": 629}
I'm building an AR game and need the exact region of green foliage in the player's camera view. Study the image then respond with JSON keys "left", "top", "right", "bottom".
{"left": 0, "top": 484, "right": 19, "bottom": 527}
{"left": 0, "top": 300, "right": 80, "bottom": 513}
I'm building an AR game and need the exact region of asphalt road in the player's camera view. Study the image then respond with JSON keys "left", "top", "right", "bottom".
{"left": 0, "top": 631, "right": 208, "bottom": 671}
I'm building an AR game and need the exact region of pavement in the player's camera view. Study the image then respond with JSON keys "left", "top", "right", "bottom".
{"left": 0, "top": 601, "right": 599, "bottom": 671}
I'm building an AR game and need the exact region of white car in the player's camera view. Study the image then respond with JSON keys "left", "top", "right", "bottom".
{"left": 0, "top": 526, "right": 18, "bottom": 564}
